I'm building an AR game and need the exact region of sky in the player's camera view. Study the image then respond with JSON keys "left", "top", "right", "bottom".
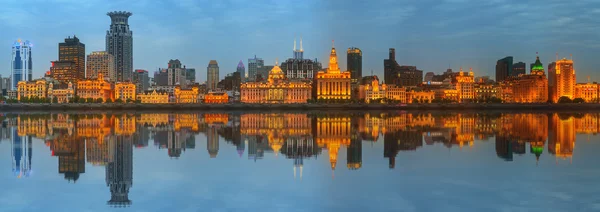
{"left": 0, "top": 0, "right": 599, "bottom": 83}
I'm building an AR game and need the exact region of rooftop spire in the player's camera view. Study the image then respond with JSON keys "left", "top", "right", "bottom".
{"left": 300, "top": 36, "right": 303, "bottom": 52}
{"left": 294, "top": 38, "right": 297, "bottom": 51}
{"left": 332, "top": 40, "right": 335, "bottom": 48}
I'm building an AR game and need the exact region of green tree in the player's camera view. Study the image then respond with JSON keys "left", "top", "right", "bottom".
{"left": 96, "top": 98, "right": 104, "bottom": 103}
{"left": 105, "top": 98, "right": 113, "bottom": 103}
{"left": 558, "top": 96, "right": 573, "bottom": 103}
{"left": 573, "top": 98, "right": 585, "bottom": 103}
{"left": 85, "top": 97, "right": 94, "bottom": 103}
{"left": 78, "top": 98, "right": 86, "bottom": 103}
{"left": 115, "top": 98, "right": 123, "bottom": 103}
{"left": 134, "top": 99, "right": 141, "bottom": 104}
{"left": 126, "top": 98, "right": 133, "bottom": 103}
{"left": 52, "top": 96, "right": 58, "bottom": 103}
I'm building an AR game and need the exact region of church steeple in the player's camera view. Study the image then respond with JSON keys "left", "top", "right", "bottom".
{"left": 328, "top": 40, "right": 339, "bottom": 73}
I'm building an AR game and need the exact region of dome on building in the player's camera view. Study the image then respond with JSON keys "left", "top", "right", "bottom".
{"left": 268, "top": 59, "right": 286, "bottom": 83}
{"left": 532, "top": 56, "right": 544, "bottom": 71}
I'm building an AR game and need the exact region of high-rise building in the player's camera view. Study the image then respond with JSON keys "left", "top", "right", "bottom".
{"left": 495, "top": 56, "right": 513, "bottom": 82}
{"left": 106, "top": 11, "right": 133, "bottom": 82}
{"left": 553, "top": 58, "right": 576, "bottom": 102}
{"left": 258, "top": 65, "right": 274, "bottom": 80}
{"left": 236, "top": 60, "right": 245, "bottom": 81}
{"left": 512, "top": 56, "right": 548, "bottom": 103}
{"left": 185, "top": 68, "right": 196, "bottom": 84}
{"left": 11, "top": 131, "right": 31, "bottom": 178}
{"left": 207, "top": 60, "right": 219, "bottom": 91}
{"left": 86, "top": 51, "right": 115, "bottom": 81}
{"left": 281, "top": 38, "right": 321, "bottom": 80}
{"left": 50, "top": 60, "right": 77, "bottom": 84}
{"left": 314, "top": 41, "right": 352, "bottom": 100}
{"left": 248, "top": 56, "right": 264, "bottom": 82}
{"left": 512, "top": 62, "right": 526, "bottom": 77}
{"left": 153, "top": 69, "right": 168, "bottom": 86}
{"left": 11, "top": 39, "right": 33, "bottom": 90}
{"left": 59, "top": 35, "right": 85, "bottom": 80}
{"left": 383, "top": 48, "right": 422, "bottom": 86}
{"left": 347, "top": 47, "right": 362, "bottom": 83}
{"left": 207, "top": 127, "right": 219, "bottom": 158}
{"left": 548, "top": 62, "right": 557, "bottom": 101}
{"left": 167, "top": 59, "right": 186, "bottom": 87}
{"left": 106, "top": 135, "right": 133, "bottom": 206}
{"left": 132, "top": 69, "right": 149, "bottom": 93}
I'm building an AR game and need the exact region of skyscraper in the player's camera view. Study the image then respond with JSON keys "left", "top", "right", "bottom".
{"left": 248, "top": 56, "right": 264, "bottom": 82}
{"left": 11, "top": 39, "right": 33, "bottom": 90}
{"left": 132, "top": 69, "right": 149, "bottom": 93}
{"left": 236, "top": 60, "right": 245, "bottom": 81}
{"left": 59, "top": 35, "right": 85, "bottom": 80}
{"left": 495, "top": 56, "right": 513, "bottom": 82}
{"left": 106, "top": 135, "right": 133, "bottom": 207}
{"left": 11, "top": 130, "right": 31, "bottom": 178}
{"left": 548, "top": 62, "right": 557, "bottom": 101}
{"left": 554, "top": 58, "right": 576, "bottom": 102}
{"left": 207, "top": 127, "right": 219, "bottom": 158}
{"left": 512, "top": 62, "right": 526, "bottom": 77}
{"left": 106, "top": 11, "right": 133, "bottom": 82}
{"left": 207, "top": 60, "right": 219, "bottom": 91}
{"left": 185, "top": 68, "right": 196, "bottom": 84}
{"left": 50, "top": 60, "right": 77, "bottom": 84}
{"left": 167, "top": 59, "right": 186, "bottom": 87}
{"left": 87, "top": 51, "right": 115, "bottom": 81}
{"left": 347, "top": 47, "right": 362, "bottom": 83}
{"left": 383, "top": 48, "right": 422, "bottom": 86}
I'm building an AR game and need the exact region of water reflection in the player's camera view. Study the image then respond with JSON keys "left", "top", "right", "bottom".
{"left": 2, "top": 112, "right": 597, "bottom": 208}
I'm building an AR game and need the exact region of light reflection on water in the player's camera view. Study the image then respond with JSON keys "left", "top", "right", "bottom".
{"left": 1, "top": 112, "right": 599, "bottom": 212}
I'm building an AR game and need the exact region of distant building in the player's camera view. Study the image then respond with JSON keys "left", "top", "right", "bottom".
{"left": 106, "top": 11, "right": 133, "bottom": 82}
{"left": 59, "top": 35, "right": 85, "bottom": 81}
{"left": 358, "top": 76, "right": 386, "bottom": 103}
{"left": 248, "top": 56, "right": 264, "bottom": 82}
{"left": 204, "top": 91, "right": 228, "bottom": 104}
{"left": 114, "top": 82, "right": 136, "bottom": 101}
{"left": 167, "top": 59, "right": 187, "bottom": 88}
{"left": 11, "top": 39, "right": 33, "bottom": 90}
{"left": 347, "top": 47, "right": 362, "bottom": 83}
{"left": 132, "top": 69, "right": 149, "bottom": 93}
{"left": 217, "top": 72, "right": 241, "bottom": 91}
{"left": 207, "top": 60, "right": 219, "bottom": 91}
{"left": 137, "top": 90, "right": 169, "bottom": 104}
{"left": 383, "top": 48, "right": 422, "bottom": 86}
{"left": 153, "top": 69, "right": 168, "bottom": 86}
{"left": 50, "top": 60, "right": 77, "bottom": 84}
{"left": 553, "top": 58, "right": 576, "bottom": 102}
{"left": 456, "top": 68, "right": 475, "bottom": 102}
{"left": 512, "top": 62, "right": 526, "bottom": 77}
{"left": 314, "top": 42, "right": 351, "bottom": 100}
{"left": 185, "top": 68, "right": 196, "bottom": 84}
{"left": 575, "top": 82, "right": 598, "bottom": 103}
{"left": 547, "top": 62, "right": 557, "bottom": 101}
{"left": 424, "top": 72, "right": 435, "bottom": 82}
{"left": 87, "top": 51, "right": 115, "bottom": 81}
{"left": 236, "top": 61, "right": 245, "bottom": 81}
{"left": 495, "top": 56, "right": 513, "bottom": 82}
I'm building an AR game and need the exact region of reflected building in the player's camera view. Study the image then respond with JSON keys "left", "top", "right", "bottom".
{"left": 548, "top": 114, "right": 575, "bottom": 163}
{"left": 207, "top": 127, "right": 219, "bottom": 158}
{"left": 11, "top": 130, "right": 32, "bottom": 178}
{"left": 106, "top": 135, "right": 133, "bottom": 207}
{"left": 346, "top": 139, "right": 362, "bottom": 170}
{"left": 314, "top": 115, "right": 351, "bottom": 171}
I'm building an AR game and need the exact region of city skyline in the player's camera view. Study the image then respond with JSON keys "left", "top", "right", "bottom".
{"left": 0, "top": 0, "right": 597, "bottom": 84}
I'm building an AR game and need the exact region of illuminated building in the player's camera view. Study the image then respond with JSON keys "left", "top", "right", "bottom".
{"left": 17, "top": 79, "right": 47, "bottom": 101}
{"left": 384, "top": 48, "right": 423, "bottom": 86}
{"left": 76, "top": 73, "right": 113, "bottom": 102}
{"left": 385, "top": 85, "right": 407, "bottom": 103}
{"left": 474, "top": 83, "right": 498, "bottom": 101}
{"left": 358, "top": 76, "right": 386, "bottom": 103}
{"left": 114, "top": 82, "right": 136, "bottom": 101}
{"left": 50, "top": 60, "right": 77, "bottom": 84}
{"left": 87, "top": 51, "right": 115, "bottom": 81}
{"left": 575, "top": 82, "right": 598, "bottom": 103}
{"left": 512, "top": 56, "right": 548, "bottom": 103}
{"left": 207, "top": 60, "right": 219, "bottom": 91}
{"left": 167, "top": 59, "right": 187, "bottom": 88}
{"left": 434, "top": 89, "right": 459, "bottom": 102}
{"left": 495, "top": 56, "right": 513, "bottom": 82}
{"left": 347, "top": 47, "right": 362, "bottom": 83}
{"left": 552, "top": 58, "right": 576, "bottom": 102}
{"left": 240, "top": 61, "right": 312, "bottom": 103}
{"left": 407, "top": 90, "right": 435, "bottom": 103}
{"left": 11, "top": 39, "right": 33, "bottom": 90}
{"left": 106, "top": 135, "right": 133, "bottom": 206}
{"left": 548, "top": 114, "right": 575, "bottom": 162}
{"left": 455, "top": 69, "right": 475, "bottom": 102}
{"left": 499, "top": 79, "right": 515, "bottom": 103}
{"left": 315, "top": 41, "right": 351, "bottom": 100}
{"left": 132, "top": 69, "right": 149, "bottom": 93}
{"left": 11, "top": 130, "right": 32, "bottom": 178}
{"left": 106, "top": 11, "right": 133, "bottom": 82}
{"left": 281, "top": 38, "right": 322, "bottom": 80}
{"left": 59, "top": 35, "right": 85, "bottom": 81}
{"left": 248, "top": 56, "right": 264, "bottom": 82}
{"left": 315, "top": 116, "right": 351, "bottom": 171}
{"left": 347, "top": 139, "right": 362, "bottom": 170}
{"left": 137, "top": 90, "right": 169, "bottom": 104}
{"left": 512, "top": 62, "right": 526, "bottom": 77}
{"left": 48, "top": 82, "right": 75, "bottom": 103}
{"left": 174, "top": 84, "right": 199, "bottom": 103}
{"left": 204, "top": 91, "right": 228, "bottom": 104}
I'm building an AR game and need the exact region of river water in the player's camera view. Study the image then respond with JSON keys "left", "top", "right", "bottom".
{"left": 1, "top": 112, "right": 598, "bottom": 212}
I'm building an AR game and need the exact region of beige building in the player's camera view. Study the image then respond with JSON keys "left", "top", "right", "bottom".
{"left": 17, "top": 79, "right": 47, "bottom": 101}
{"left": 240, "top": 61, "right": 312, "bottom": 103}
{"left": 137, "top": 90, "right": 169, "bottom": 104}
{"left": 48, "top": 82, "right": 75, "bottom": 103}
{"left": 86, "top": 51, "right": 115, "bottom": 82}
{"left": 314, "top": 42, "right": 351, "bottom": 100}
{"left": 76, "top": 73, "right": 113, "bottom": 102}
{"left": 455, "top": 69, "right": 475, "bottom": 102}
{"left": 552, "top": 58, "right": 576, "bottom": 102}
{"left": 114, "top": 82, "right": 136, "bottom": 101}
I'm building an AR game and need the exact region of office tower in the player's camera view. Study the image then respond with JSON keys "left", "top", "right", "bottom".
{"left": 50, "top": 60, "right": 77, "bottom": 84}
{"left": 512, "top": 62, "right": 526, "bottom": 76}
{"left": 59, "top": 35, "right": 85, "bottom": 80}
{"left": 11, "top": 39, "right": 32, "bottom": 90}
{"left": 495, "top": 56, "right": 513, "bottom": 82}
{"left": 86, "top": 51, "right": 115, "bottom": 81}
{"left": 185, "top": 68, "right": 196, "bottom": 84}
{"left": 383, "top": 48, "right": 422, "bottom": 86}
{"left": 347, "top": 47, "right": 362, "bottom": 83}
{"left": 248, "top": 56, "right": 264, "bottom": 82}
{"left": 236, "top": 60, "right": 245, "bottom": 81}
{"left": 207, "top": 60, "right": 219, "bottom": 91}
{"left": 554, "top": 57, "right": 576, "bottom": 102}
{"left": 153, "top": 69, "right": 168, "bottom": 86}
{"left": 106, "top": 11, "right": 133, "bottom": 82}
{"left": 167, "top": 59, "right": 186, "bottom": 87}
{"left": 106, "top": 135, "right": 133, "bottom": 206}
{"left": 281, "top": 38, "right": 321, "bottom": 80}
{"left": 548, "top": 62, "right": 557, "bottom": 102}
{"left": 132, "top": 69, "right": 149, "bottom": 93}
{"left": 258, "top": 65, "right": 274, "bottom": 80}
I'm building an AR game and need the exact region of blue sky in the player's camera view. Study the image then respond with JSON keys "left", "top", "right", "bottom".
{"left": 0, "top": 0, "right": 598, "bottom": 83}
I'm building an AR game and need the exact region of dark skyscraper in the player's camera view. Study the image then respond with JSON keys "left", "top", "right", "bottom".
{"left": 347, "top": 139, "right": 362, "bottom": 170}
{"left": 106, "top": 135, "right": 133, "bottom": 207}
{"left": 384, "top": 48, "right": 423, "bottom": 86}
{"left": 132, "top": 69, "right": 149, "bottom": 93}
{"left": 495, "top": 56, "right": 513, "bottom": 82}
{"left": 58, "top": 35, "right": 85, "bottom": 81}
{"left": 512, "top": 62, "right": 526, "bottom": 76}
{"left": 236, "top": 60, "right": 245, "bottom": 81}
{"left": 106, "top": 11, "right": 133, "bottom": 82}
{"left": 347, "top": 47, "right": 362, "bottom": 83}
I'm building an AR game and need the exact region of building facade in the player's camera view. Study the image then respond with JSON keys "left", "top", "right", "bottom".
{"left": 207, "top": 60, "right": 219, "bottom": 91}
{"left": 384, "top": 48, "right": 423, "bottom": 86}
{"left": 248, "top": 56, "right": 264, "bottom": 82}
{"left": 167, "top": 59, "right": 186, "bottom": 88}
{"left": 59, "top": 36, "right": 85, "bottom": 80}
{"left": 174, "top": 85, "right": 199, "bottom": 103}
{"left": 385, "top": 85, "right": 407, "bottom": 103}
{"left": 240, "top": 62, "right": 312, "bottom": 103}
{"left": 48, "top": 82, "right": 74, "bottom": 103}
{"left": 185, "top": 68, "right": 196, "bottom": 84}
{"left": 495, "top": 56, "right": 513, "bottom": 82}
{"left": 87, "top": 51, "right": 115, "bottom": 81}
{"left": 512, "top": 62, "right": 526, "bottom": 77}
{"left": 17, "top": 79, "right": 47, "bottom": 101}
{"left": 347, "top": 47, "right": 362, "bottom": 83}
{"left": 132, "top": 69, "right": 149, "bottom": 93}
{"left": 11, "top": 39, "right": 33, "bottom": 90}
{"left": 137, "top": 90, "right": 169, "bottom": 104}
{"left": 315, "top": 42, "right": 351, "bottom": 100}
{"left": 512, "top": 56, "right": 548, "bottom": 103}
{"left": 76, "top": 73, "right": 113, "bottom": 102}
{"left": 358, "top": 76, "right": 386, "bottom": 103}
{"left": 280, "top": 39, "right": 321, "bottom": 80}
{"left": 114, "top": 82, "right": 136, "bottom": 101}
{"left": 575, "top": 83, "right": 598, "bottom": 102}
{"left": 553, "top": 58, "right": 576, "bottom": 102}
{"left": 456, "top": 70, "right": 475, "bottom": 102}
{"left": 204, "top": 92, "right": 228, "bottom": 104}
{"left": 50, "top": 60, "right": 77, "bottom": 84}
{"left": 106, "top": 11, "right": 133, "bottom": 82}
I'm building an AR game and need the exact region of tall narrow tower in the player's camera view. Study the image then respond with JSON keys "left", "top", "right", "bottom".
{"left": 11, "top": 39, "right": 33, "bottom": 90}
{"left": 106, "top": 11, "right": 133, "bottom": 82}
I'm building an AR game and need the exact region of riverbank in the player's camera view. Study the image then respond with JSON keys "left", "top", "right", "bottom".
{"left": 2, "top": 103, "right": 600, "bottom": 111}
